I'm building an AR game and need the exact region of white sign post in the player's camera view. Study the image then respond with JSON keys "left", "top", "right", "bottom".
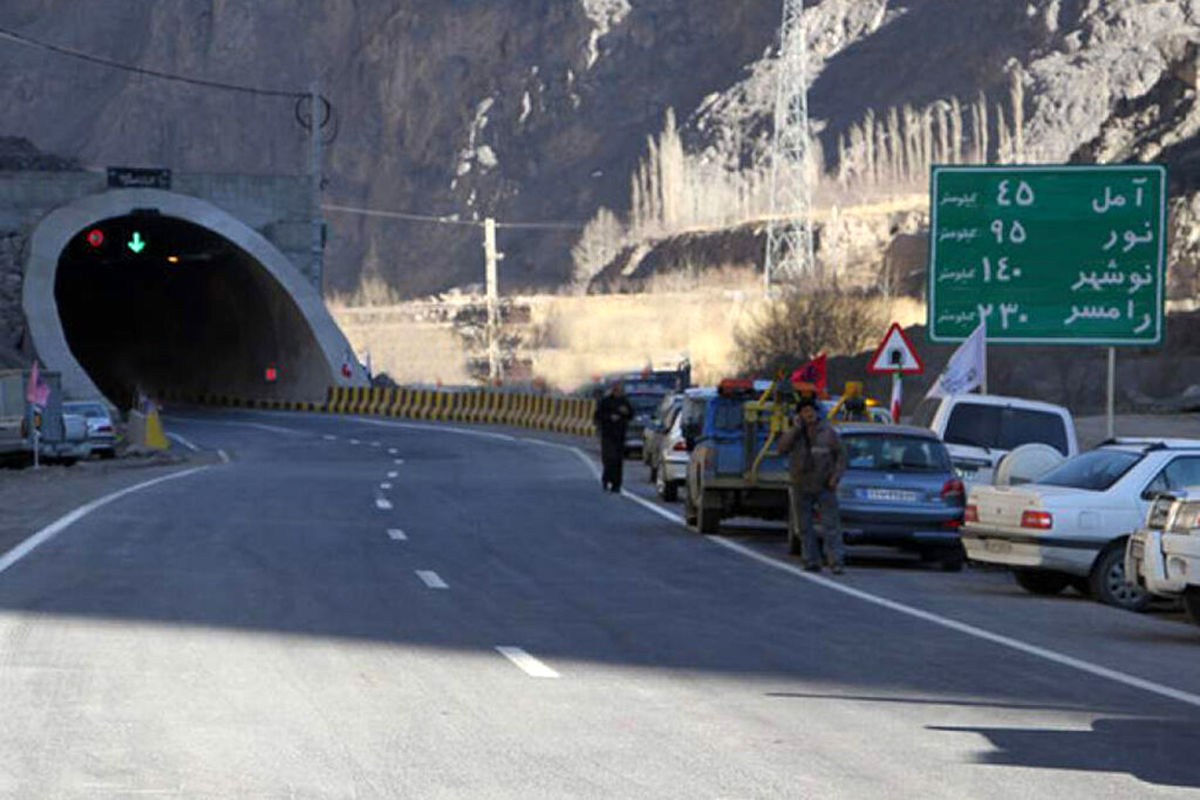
{"left": 868, "top": 323, "right": 925, "bottom": 422}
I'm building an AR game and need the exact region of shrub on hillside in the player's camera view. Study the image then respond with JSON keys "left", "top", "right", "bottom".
{"left": 734, "top": 287, "right": 889, "bottom": 378}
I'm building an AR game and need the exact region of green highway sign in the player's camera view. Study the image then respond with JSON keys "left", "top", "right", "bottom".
{"left": 928, "top": 165, "right": 1167, "bottom": 345}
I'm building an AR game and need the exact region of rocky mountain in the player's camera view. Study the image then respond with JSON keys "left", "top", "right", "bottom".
{"left": 1, "top": 1, "right": 1198, "bottom": 298}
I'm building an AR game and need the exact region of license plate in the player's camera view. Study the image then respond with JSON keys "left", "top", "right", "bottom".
{"left": 985, "top": 539, "right": 1012, "bottom": 554}
{"left": 862, "top": 488, "right": 919, "bottom": 503}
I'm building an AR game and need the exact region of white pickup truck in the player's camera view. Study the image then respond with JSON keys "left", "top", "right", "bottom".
{"left": 911, "top": 393, "right": 1077, "bottom": 486}
{"left": 1127, "top": 490, "right": 1200, "bottom": 624}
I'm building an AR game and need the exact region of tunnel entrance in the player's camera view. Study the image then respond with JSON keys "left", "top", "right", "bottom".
{"left": 55, "top": 213, "right": 329, "bottom": 409}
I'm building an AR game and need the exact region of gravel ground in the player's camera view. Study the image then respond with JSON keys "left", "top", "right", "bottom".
{"left": 1075, "top": 413, "right": 1200, "bottom": 449}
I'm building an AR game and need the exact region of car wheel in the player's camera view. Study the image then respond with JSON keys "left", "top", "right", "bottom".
{"left": 1183, "top": 588, "right": 1200, "bottom": 626}
{"left": 661, "top": 479, "right": 678, "bottom": 503}
{"left": 697, "top": 491, "right": 720, "bottom": 535}
{"left": 1013, "top": 569, "right": 1070, "bottom": 596}
{"left": 648, "top": 464, "right": 658, "bottom": 484}
{"left": 939, "top": 549, "right": 965, "bottom": 572}
{"left": 1089, "top": 543, "right": 1151, "bottom": 612}
{"left": 683, "top": 488, "right": 698, "bottom": 526}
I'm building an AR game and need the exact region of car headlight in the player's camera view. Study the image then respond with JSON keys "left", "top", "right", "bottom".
{"left": 1168, "top": 501, "right": 1200, "bottom": 534}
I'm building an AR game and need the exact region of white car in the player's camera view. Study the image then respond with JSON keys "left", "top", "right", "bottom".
{"left": 654, "top": 405, "right": 689, "bottom": 502}
{"left": 1127, "top": 490, "right": 1200, "bottom": 624}
{"left": 911, "top": 393, "right": 1077, "bottom": 486}
{"left": 962, "top": 439, "right": 1200, "bottom": 610}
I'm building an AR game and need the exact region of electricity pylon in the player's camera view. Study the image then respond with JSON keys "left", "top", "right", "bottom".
{"left": 764, "top": 0, "right": 818, "bottom": 290}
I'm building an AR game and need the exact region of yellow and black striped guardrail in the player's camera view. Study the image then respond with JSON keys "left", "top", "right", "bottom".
{"left": 158, "top": 386, "right": 599, "bottom": 438}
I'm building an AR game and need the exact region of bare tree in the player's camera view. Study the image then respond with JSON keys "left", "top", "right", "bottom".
{"left": 571, "top": 207, "right": 626, "bottom": 287}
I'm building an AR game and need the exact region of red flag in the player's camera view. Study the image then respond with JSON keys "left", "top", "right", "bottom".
{"left": 790, "top": 354, "right": 827, "bottom": 394}
{"left": 25, "top": 361, "right": 49, "bottom": 408}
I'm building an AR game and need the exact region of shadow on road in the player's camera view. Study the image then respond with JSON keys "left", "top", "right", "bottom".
{"left": 765, "top": 691, "right": 1119, "bottom": 715}
{"left": 931, "top": 717, "right": 1200, "bottom": 789}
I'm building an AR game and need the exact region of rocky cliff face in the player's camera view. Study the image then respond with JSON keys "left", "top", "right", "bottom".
{"left": 0, "top": 0, "right": 780, "bottom": 297}
{"left": 1, "top": 0, "right": 1198, "bottom": 299}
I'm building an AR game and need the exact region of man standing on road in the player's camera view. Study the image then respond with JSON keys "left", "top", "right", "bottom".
{"left": 778, "top": 394, "right": 847, "bottom": 574}
{"left": 594, "top": 380, "right": 634, "bottom": 493}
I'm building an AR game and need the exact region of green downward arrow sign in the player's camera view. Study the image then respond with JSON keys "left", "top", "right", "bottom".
{"left": 127, "top": 232, "right": 146, "bottom": 254}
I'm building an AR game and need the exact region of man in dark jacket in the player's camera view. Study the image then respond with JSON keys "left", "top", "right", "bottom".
{"left": 594, "top": 381, "right": 634, "bottom": 493}
{"left": 777, "top": 394, "right": 848, "bottom": 573}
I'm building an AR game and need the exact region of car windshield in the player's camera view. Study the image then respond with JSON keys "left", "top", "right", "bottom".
{"left": 843, "top": 434, "right": 951, "bottom": 472}
{"left": 64, "top": 403, "right": 107, "bottom": 419}
{"left": 1037, "top": 449, "right": 1142, "bottom": 491}
{"left": 943, "top": 402, "right": 1068, "bottom": 454}
{"left": 628, "top": 394, "right": 664, "bottom": 415}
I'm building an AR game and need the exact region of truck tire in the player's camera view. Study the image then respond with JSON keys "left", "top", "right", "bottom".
{"left": 1183, "top": 588, "right": 1200, "bottom": 626}
{"left": 1013, "top": 569, "right": 1070, "bottom": 596}
{"left": 1088, "top": 543, "right": 1151, "bottom": 612}
{"left": 697, "top": 492, "right": 720, "bottom": 535}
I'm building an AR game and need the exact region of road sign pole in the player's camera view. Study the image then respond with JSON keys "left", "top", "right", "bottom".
{"left": 1107, "top": 346, "right": 1116, "bottom": 439}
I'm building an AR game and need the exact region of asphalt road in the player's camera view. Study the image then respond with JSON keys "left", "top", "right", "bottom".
{"left": 0, "top": 408, "right": 1197, "bottom": 798}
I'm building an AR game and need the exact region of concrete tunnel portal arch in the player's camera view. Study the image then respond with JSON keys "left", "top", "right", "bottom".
{"left": 23, "top": 188, "right": 364, "bottom": 409}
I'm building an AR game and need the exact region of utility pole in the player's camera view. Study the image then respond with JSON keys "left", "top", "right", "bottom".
{"left": 764, "top": 0, "right": 818, "bottom": 291}
{"left": 309, "top": 81, "right": 325, "bottom": 292}
{"left": 484, "top": 218, "right": 502, "bottom": 383}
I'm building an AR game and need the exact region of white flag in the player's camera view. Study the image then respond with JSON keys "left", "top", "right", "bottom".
{"left": 926, "top": 320, "right": 987, "bottom": 399}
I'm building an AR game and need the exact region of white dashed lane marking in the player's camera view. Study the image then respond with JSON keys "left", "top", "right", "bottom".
{"left": 394, "top": 459, "right": 405, "bottom": 466}
{"left": 387, "top": 471, "right": 399, "bottom": 479}
{"left": 416, "top": 570, "right": 448, "bottom": 589}
{"left": 387, "top": 528, "right": 407, "bottom": 541}
{"left": 380, "top": 482, "right": 392, "bottom": 490}
{"left": 371, "top": 441, "right": 381, "bottom": 447}
{"left": 349, "top": 439, "right": 361, "bottom": 445}
{"left": 375, "top": 498, "right": 393, "bottom": 511}
{"left": 388, "top": 448, "right": 399, "bottom": 455}
{"left": 495, "top": 647, "right": 560, "bottom": 679}
{"left": 323, "top": 434, "right": 337, "bottom": 441}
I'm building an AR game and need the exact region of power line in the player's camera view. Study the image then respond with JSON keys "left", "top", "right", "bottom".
{"left": 323, "top": 203, "right": 585, "bottom": 231}
{"left": 0, "top": 24, "right": 305, "bottom": 98}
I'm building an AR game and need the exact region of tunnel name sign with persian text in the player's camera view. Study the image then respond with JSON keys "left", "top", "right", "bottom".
{"left": 928, "top": 165, "right": 1166, "bottom": 345}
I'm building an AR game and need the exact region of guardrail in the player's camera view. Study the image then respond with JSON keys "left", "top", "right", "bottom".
{"left": 159, "top": 387, "right": 598, "bottom": 438}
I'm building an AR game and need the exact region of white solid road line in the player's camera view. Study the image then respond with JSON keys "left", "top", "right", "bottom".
{"left": 416, "top": 570, "right": 449, "bottom": 589}
{"left": 387, "top": 528, "right": 408, "bottom": 541}
{"left": 495, "top": 646, "right": 561, "bottom": 678}
{"left": 375, "top": 498, "right": 393, "bottom": 510}
{"left": 355, "top": 417, "right": 517, "bottom": 443}
{"left": 380, "top": 482, "right": 392, "bottom": 490}
{"left": 565, "top": 445, "right": 1200, "bottom": 712}
{"left": 387, "top": 471, "right": 399, "bottom": 479}
{"left": 166, "top": 432, "right": 200, "bottom": 452}
{"left": 0, "top": 467, "right": 210, "bottom": 577}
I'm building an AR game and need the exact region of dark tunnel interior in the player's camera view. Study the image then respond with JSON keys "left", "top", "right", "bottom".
{"left": 55, "top": 213, "right": 329, "bottom": 409}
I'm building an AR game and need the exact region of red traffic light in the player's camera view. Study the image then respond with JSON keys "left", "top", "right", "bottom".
{"left": 265, "top": 366, "right": 278, "bottom": 382}
{"left": 86, "top": 229, "right": 104, "bottom": 248}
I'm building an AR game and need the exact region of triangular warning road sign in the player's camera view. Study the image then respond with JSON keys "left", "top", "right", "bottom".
{"left": 868, "top": 323, "right": 924, "bottom": 375}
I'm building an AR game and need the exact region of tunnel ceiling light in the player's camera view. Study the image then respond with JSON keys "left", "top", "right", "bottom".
{"left": 86, "top": 229, "right": 105, "bottom": 248}
{"left": 127, "top": 232, "right": 147, "bottom": 254}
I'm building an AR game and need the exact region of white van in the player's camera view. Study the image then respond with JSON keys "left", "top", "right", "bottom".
{"left": 1127, "top": 489, "right": 1200, "bottom": 624}
{"left": 911, "top": 394, "right": 1077, "bottom": 486}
